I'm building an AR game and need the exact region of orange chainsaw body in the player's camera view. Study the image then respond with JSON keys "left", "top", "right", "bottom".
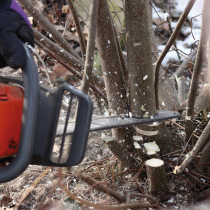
{"left": 0, "top": 84, "right": 23, "bottom": 158}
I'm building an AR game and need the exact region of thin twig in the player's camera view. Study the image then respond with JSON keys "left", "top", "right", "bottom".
{"left": 16, "top": 167, "right": 51, "bottom": 209}
{"left": 27, "top": 44, "right": 53, "bottom": 87}
{"left": 60, "top": 177, "right": 157, "bottom": 209}
{"left": 35, "top": 40, "right": 107, "bottom": 101}
{"left": 185, "top": 0, "right": 210, "bottom": 142}
{"left": 81, "top": 0, "right": 99, "bottom": 94}
{"left": 154, "top": 0, "right": 196, "bottom": 109}
{"left": 170, "top": 48, "right": 197, "bottom": 80}
{"left": 174, "top": 119, "right": 210, "bottom": 174}
{"left": 78, "top": 173, "right": 126, "bottom": 203}
{"left": 18, "top": 0, "right": 82, "bottom": 62}
{"left": 169, "top": 119, "right": 199, "bottom": 139}
{"left": 67, "top": 0, "right": 86, "bottom": 62}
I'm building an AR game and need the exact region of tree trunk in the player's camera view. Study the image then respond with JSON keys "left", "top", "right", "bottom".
{"left": 146, "top": 158, "right": 168, "bottom": 196}
{"left": 125, "top": 0, "right": 175, "bottom": 155}
{"left": 197, "top": 141, "right": 210, "bottom": 174}
{"left": 185, "top": 0, "right": 210, "bottom": 142}
{"left": 125, "top": 0, "right": 156, "bottom": 117}
{"left": 96, "top": 0, "right": 134, "bottom": 150}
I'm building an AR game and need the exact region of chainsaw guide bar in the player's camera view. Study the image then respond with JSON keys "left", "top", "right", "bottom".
{"left": 56, "top": 110, "right": 180, "bottom": 136}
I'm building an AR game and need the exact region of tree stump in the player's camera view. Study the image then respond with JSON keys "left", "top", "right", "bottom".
{"left": 146, "top": 158, "right": 168, "bottom": 196}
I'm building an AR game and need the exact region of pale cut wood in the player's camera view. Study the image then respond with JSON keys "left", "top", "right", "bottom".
{"left": 144, "top": 142, "right": 160, "bottom": 159}
{"left": 146, "top": 158, "right": 168, "bottom": 196}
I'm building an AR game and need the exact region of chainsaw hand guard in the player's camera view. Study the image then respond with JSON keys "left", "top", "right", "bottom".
{"left": 31, "top": 83, "right": 93, "bottom": 167}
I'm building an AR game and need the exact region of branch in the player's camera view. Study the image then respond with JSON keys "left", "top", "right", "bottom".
{"left": 154, "top": 0, "right": 196, "bottom": 109}
{"left": 62, "top": 183, "right": 156, "bottom": 209}
{"left": 18, "top": 0, "right": 82, "bottom": 62}
{"left": 170, "top": 48, "right": 197, "bottom": 80}
{"left": 16, "top": 167, "right": 51, "bottom": 209}
{"left": 185, "top": 0, "right": 210, "bottom": 142}
{"left": 66, "top": 0, "right": 86, "bottom": 62}
{"left": 33, "top": 29, "right": 105, "bottom": 91}
{"left": 33, "top": 28, "right": 83, "bottom": 69}
{"left": 78, "top": 174, "right": 126, "bottom": 203}
{"left": 35, "top": 40, "right": 107, "bottom": 101}
{"left": 81, "top": 0, "right": 99, "bottom": 94}
{"left": 174, "top": 119, "right": 210, "bottom": 174}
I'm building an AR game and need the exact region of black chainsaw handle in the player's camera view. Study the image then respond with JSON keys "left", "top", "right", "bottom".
{"left": 0, "top": 45, "right": 39, "bottom": 183}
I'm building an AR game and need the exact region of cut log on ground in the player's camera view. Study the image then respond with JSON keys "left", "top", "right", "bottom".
{"left": 146, "top": 158, "right": 168, "bottom": 196}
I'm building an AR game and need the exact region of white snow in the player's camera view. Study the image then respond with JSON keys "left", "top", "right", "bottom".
{"left": 143, "top": 75, "right": 148, "bottom": 80}
{"left": 153, "top": 0, "right": 203, "bottom": 66}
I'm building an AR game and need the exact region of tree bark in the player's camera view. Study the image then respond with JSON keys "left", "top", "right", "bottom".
{"left": 102, "top": 136, "right": 139, "bottom": 169}
{"left": 96, "top": 0, "right": 134, "bottom": 150}
{"left": 81, "top": 0, "right": 99, "bottom": 94}
{"left": 146, "top": 158, "right": 168, "bottom": 196}
{"left": 197, "top": 141, "right": 210, "bottom": 174}
{"left": 185, "top": 0, "right": 210, "bottom": 143}
{"left": 125, "top": 0, "right": 156, "bottom": 117}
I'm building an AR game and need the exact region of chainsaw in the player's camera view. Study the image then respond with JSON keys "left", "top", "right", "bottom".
{"left": 0, "top": 46, "right": 180, "bottom": 183}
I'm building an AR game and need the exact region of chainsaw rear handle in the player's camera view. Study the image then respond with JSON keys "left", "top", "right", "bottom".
{"left": 0, "top": 45, "right": 39, "bottom": 183}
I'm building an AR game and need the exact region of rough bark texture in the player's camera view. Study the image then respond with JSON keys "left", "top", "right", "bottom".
{"left": 96, "top": 0, "right": 134, "bottom": 150}
{"left": 146, "top": 158, "right": 168, "bottom": 196}
{"left": 197, "top": 141, "right": 210, "bottom": 174}
{"left": 185, "top": 0, "right": 210, "bottom": 142}
{"left": 125, "top": 0, "right": 156, "bottom": 117}
{"left": 103, "top": 138, "right": 139, "bottom": 169}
